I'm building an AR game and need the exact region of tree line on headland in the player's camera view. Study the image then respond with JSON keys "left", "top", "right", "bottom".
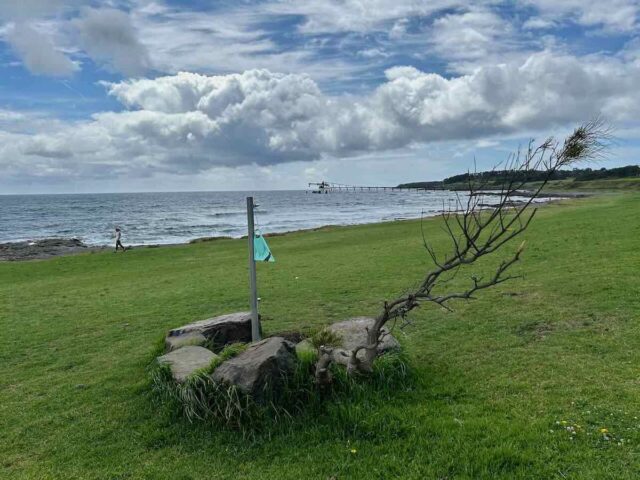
{"left": 397, "top": 164, "right": 640, "bottom": 189}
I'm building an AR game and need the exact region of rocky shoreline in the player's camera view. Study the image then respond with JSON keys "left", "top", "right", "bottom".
{"left": 0, "top": 238, "right": 107, "bottom": 261}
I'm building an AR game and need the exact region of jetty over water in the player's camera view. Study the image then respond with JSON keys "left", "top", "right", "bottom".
{"left": 308, "top": 181, "right": 445, "bottom": 193}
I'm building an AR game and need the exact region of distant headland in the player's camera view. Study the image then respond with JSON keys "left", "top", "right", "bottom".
{"left": 397, "top": 164, "right": 640, "bottom": 190}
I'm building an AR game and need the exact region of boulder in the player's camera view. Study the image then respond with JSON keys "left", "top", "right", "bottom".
{"left": 212, "top": 337, "right": 296, "bottom": 399}
{"left": 327, "top": 317, "right": 400, "bottom": 359}
{"left": 167, "top": 312, "right": 252, "bottom": 351}
{"left": 157, "top": 346, "right": 218, "bottom": 383}
{"left": 165, "top": 331, "right": 207, "bottom": 352}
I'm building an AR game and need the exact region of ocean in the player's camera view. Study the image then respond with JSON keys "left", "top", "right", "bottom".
{"left": 0, "top": 189, "right": 529, "bottom": 246}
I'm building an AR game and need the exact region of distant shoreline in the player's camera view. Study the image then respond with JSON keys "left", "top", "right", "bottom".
{"left": 0, "top": 218, "right": 422, "bottom": 261}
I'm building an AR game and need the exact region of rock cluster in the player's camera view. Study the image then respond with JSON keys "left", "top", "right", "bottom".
{"left": 157, "top": 312, "right": 400, "bottom": 399}
{"left": 159, "top": 312, "right": 296, "bottom": 396}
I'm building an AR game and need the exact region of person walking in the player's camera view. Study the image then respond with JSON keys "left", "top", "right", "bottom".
{"left": 115, "top": 227, "right": 126, "bottom": 252}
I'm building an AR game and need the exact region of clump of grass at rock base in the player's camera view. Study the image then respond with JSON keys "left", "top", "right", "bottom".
{"left": 1, "top": 192, "right": 639, "bottom": 478}
{"left": 150, "top": 345, "right": 412, "bottom": 435}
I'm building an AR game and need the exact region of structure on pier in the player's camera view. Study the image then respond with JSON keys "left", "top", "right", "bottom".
{"left": 308, "top": 181, "right": 444, "bottom": 193}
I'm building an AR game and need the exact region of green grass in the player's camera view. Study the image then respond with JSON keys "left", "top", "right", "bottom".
{"left": 515, "top": 176, "right": 640, "bottom": 192}
{"left": 1, "top": 193, "right": 639, "bottom": 479}
{"left": 152, "top": 344, "right": 410, "bottom": 431}
{"left": 541, "top": 177, "right": 640, "bottom": 191}
{"left": 444, "top": 175, "right": 640, "bottom": 192}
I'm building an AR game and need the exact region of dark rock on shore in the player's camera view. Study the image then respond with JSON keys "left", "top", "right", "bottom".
{"left": 0, "top": 238, "right": 104, "bottom": 261}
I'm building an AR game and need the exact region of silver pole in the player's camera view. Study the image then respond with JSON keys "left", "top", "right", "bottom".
{"left": 247, "top": 196, "right": 261, "bottom": 341}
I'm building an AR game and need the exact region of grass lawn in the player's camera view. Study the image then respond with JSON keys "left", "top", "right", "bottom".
{"left": 540, "top": 177, "right": 640, "bottom": 191}
{"left": 1, "top": 193, "right": 639, "bottom": 479}
{"left": 442, "top": 176, "right": 640, "bottom": 192}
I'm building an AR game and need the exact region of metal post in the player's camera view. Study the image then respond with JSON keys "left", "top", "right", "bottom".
{"left": 246, "top": 196, "right": 261, "bottom": 342}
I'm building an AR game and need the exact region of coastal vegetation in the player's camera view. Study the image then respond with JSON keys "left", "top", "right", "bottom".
{"left": 398, "top": 164, "right": 640, "bottom": 191}
{"left": 1, "top": 191, "right": 639, "bottom": 478}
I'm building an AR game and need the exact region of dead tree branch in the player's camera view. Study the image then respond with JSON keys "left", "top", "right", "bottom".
{"left": 315, "top": 120, "right": 610, "bottom": 381}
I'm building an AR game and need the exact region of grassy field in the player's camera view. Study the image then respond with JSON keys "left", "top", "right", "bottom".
{"left": 539, "top": 177, "right": 640, "bottom": 191}
{"left": 1, "top": 193, "right": 639, "bottom": 479}
{"left": 441, "top": 176, "right": 640, "bottom": 192}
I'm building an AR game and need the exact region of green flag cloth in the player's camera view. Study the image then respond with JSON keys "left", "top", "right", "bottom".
{"left": 254, "top": 234, "right": 275, "bottom": 262}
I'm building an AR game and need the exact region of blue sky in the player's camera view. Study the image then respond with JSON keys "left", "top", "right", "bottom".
{"left": 0, "top": 0, "right": 639, "bottom": 193}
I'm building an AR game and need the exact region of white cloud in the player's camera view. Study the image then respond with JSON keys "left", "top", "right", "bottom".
{"left": 1, "top": 0, "right": 638, "bottom": 82}
{"left": 428, "top": 9, "right": 521, "bottom": 71}
{"left": 522, "top": 0, "right": 639, "bottom": 32}
{"left": 358, "top": 48, "right": 389, "bottom": 58}
{"left": 266, "top": 0, "right": 639, "bottom": 34}
{"left": 522, "top": 16, "right": 557, "bottom": 30}
{"left": 262, "top": 0, "right": 461, "bottom": 34}
{"left": 128, "top": 3, "right": 365, "bottom": 84}
{"left": 1, "top": 49, "right": 638, "bottom": 185}
{"left": 389, "top": 18, "right": 409, "bottom": 39}
{"left": 0, "top": 108, "right": 70, "bottom": 134}
{"left": 0, "top": 0, "right": 84, "bottom": 20}
{"left": 73, "top": 7, "right": 150, "bottom": 76}
{"left": 5, "top": 22, "right": 77, "bottom": 76}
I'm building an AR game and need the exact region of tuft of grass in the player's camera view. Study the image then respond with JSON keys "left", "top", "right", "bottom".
{"left": 295, "top": 344, "right": 318, "bottom": 364}
{"left": 218, "top": 342, "right": 249, "bottom": 360}
{"left": 205, "top": 342, "right": 249, "bottom": 372}
{"left": 309, "top": 327, "right": 343, "bottom": 349}
{"left": 150, "top": 347, "right": 412, "bottom": 434}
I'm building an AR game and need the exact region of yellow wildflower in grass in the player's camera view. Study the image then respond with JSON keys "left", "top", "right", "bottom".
{"left": 600, "top": 428, "right": 608, "bottom": 434}
{"left": 350, "top": 449, "right": 357, "bottom": 454}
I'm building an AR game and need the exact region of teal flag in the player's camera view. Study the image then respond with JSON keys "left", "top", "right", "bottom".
{"left": 254, "top": 234, "right": 275, "bottom": 262}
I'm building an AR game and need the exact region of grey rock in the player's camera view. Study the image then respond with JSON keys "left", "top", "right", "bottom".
{"left": 157, "top": 346, "right": 217, "bottom": 383}
{"left": 164, "top": 331, "right": 207, "bottom": 352}
{"left": 327, "top": 317, "right": 400, "bottom": 359}
{"left": 212, "top": 337, "right": 296, "bottom": 398}
{"left": 167, "top": 312, "right": 252, "bottom": 351}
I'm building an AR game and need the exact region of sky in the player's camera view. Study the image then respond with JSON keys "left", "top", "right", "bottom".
{"left": 0, "top": 0, "right": 639, "bottom": 194}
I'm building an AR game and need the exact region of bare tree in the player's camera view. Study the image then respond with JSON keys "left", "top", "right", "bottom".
{"left": 316, "top": 120, "right": 609, "bottom": 382}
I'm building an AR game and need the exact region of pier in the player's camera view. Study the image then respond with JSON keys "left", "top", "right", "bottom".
{"left": 308, "top": 181, "right": 445, "bottom": 193}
